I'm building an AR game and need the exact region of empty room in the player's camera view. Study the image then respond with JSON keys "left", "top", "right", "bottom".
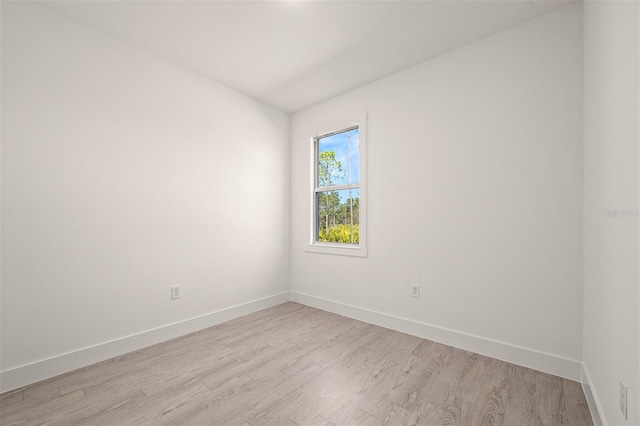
{"left": 1, "top": 0, "right": 638, "bottom": 425}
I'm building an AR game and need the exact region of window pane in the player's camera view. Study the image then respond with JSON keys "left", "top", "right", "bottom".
{"left": 316, "top": 188, "right": 360, "bottom": 244}
{"left": 317, "top": 128, "right": 359, "bottom": 188}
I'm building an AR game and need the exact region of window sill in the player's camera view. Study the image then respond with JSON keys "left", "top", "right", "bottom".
{"left": 305, "top": 243, "right": 368, "bottom": 258}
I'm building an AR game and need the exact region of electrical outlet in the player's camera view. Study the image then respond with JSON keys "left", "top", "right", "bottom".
{"left": 171, "top": 286, "right": 181, "bottom": 300}
{"left": 620, "top": 380, "right": 628, "bottom": 419}
{"left": 411, "top": 284, "right": 420, "bottom": 298}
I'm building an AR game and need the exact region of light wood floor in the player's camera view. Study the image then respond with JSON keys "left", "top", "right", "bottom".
{"left": 0, "top": 302, "right": 592, "bottom": 426}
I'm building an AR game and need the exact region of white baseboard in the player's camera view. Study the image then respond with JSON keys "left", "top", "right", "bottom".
{"left": 2, "top": 290, "right": 592, "bottom": 403}
{"left": 581, "top": 364, "right": 606, "bottom": 426}
{"left": 290, "top": 291, "right": 583, "bottom": 382}
{"left": 0, "top": 291, "right": 290, "bottom": 393}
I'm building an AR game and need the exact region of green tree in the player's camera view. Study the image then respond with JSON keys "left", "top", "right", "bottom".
{"left": 317, "top": 150, "right": 360, "bottom": 244}
{"left": 336, "top": 197, "right": 359, "bottom": 225}
{"left": 318, "top": 191, "right": 341, "bottom": 236}
{"left": 318, "top": 151, "right": 345, "bottom": 237}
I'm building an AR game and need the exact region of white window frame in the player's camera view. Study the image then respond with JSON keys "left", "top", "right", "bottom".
{"left": 306, "top": 112, "right": 367, "bottom": 257}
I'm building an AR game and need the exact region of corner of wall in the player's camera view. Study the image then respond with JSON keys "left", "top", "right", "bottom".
{"left": 581, "top": 363, "right": 605, "bottom": 426}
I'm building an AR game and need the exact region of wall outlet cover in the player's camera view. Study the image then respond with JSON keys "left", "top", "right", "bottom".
{"left": 171, "top": 286, "right": 181, "bottom": 300}
{"left": 411, "top": 284, "right": 420, "bottom": 298}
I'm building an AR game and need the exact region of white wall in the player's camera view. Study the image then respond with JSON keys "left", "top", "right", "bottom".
{"left": 291, "top": 4, "right": 584, "bottom": 377}
{"left": 583, "top": 1, "right": 640, "bottom": 425}
{"left": 1, "top": 2, "right": 290, "bottom": 389}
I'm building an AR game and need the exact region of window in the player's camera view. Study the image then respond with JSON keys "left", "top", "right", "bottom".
{"left": 307, "top": 113, "right": 367, "bottom": 257}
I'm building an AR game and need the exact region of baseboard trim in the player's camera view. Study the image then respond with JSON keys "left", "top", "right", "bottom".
{"left": 581, "top": 363, "right": 606, "bottom": 426}
{"left": 290, "top": 291, "right": 583, "bottom": 381}
{"left": 0, "top": 291, "right": 290, "bottom": 393}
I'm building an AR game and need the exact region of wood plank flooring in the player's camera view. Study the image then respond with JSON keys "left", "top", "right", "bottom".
{"left": 0, "top": 302, "right": 593, "bottom": 425}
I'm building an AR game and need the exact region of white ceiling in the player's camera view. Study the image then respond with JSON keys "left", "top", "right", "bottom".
{"left": 40, "top": 0, "right": 574, "bottom": 113}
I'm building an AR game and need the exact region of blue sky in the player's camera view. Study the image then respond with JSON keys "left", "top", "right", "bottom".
{"left": 318, "top": 128, "right": 360, "bottom": 188}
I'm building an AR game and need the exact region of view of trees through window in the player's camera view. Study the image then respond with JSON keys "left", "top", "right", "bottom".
{"left": 316, "top": 128, "right": 359, "bottom": 244}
